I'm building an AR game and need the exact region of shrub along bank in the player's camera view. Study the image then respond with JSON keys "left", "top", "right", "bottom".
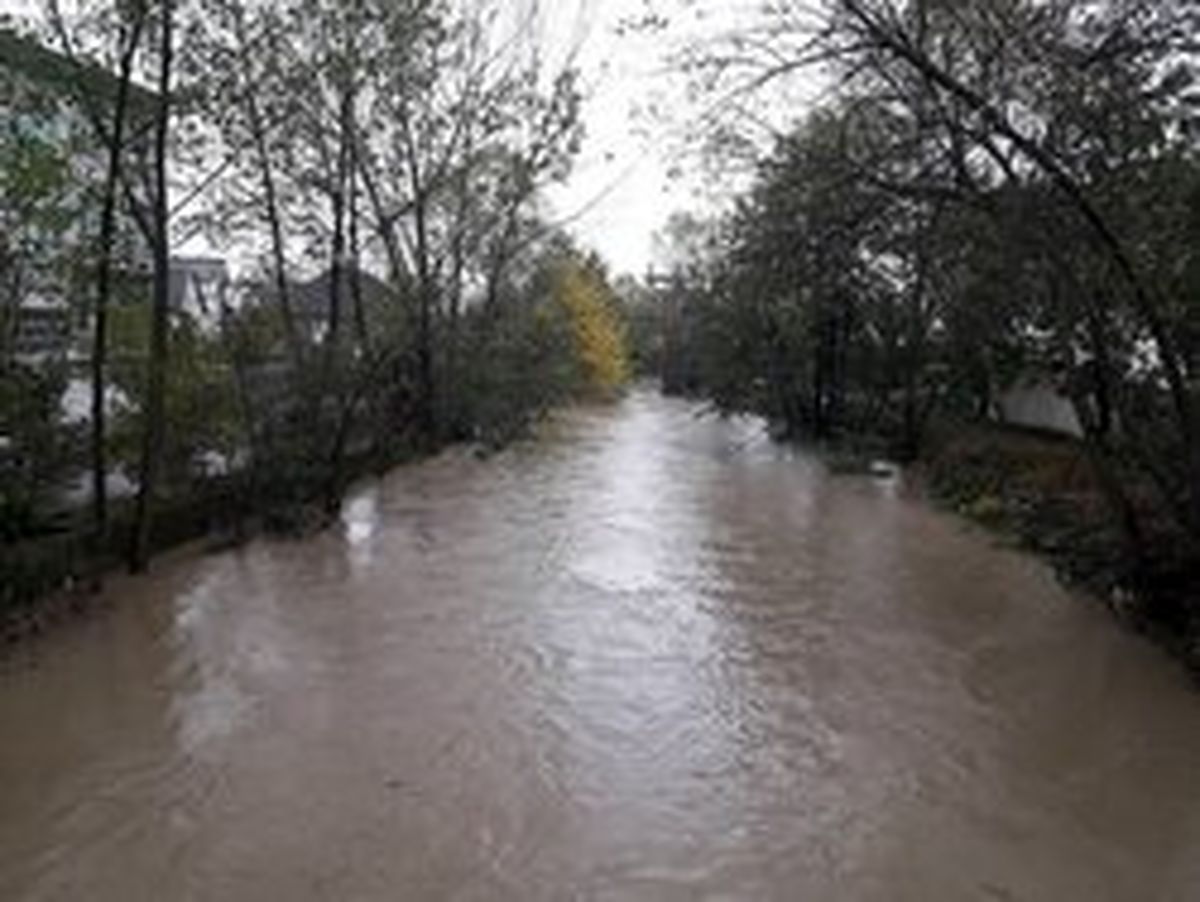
{"left": 2, "top": 252, "right": 635, "bottom": 644}
{"left": 919, "top": 423, "right": 1200, "bottom": 673}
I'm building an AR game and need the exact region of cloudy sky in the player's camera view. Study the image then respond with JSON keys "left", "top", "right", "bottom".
{"left": 3, "top": 0, "right": 816, "bottom": 277}
{"left": 538, "top": 0, "right": 828, "bottom": 276}
{"left": 537, "top": 0, "right": 782, "bottom": 276}
{"left": 536, "top": 0, "right": 695, "bottom": 277}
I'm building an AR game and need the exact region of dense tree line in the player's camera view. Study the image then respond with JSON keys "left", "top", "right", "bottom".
{"left": 2, "top": 0, "right": 628, "bottom": 598}
{"left": 663, "top": 0, "right": 1200, "bottom": 586}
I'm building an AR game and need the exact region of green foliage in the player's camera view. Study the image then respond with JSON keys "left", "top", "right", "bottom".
{"left": 0, "top": 363, "right": 76, "bottom": 541}
{"left": 106, "top": 301, "right": 240, "bottom": 492}
{"left": 651, "top": 0, "right": 1200, "bottom": 656}
{"left": 0, "top": 76, "right": 77, "bottom": 358}
{"left": 610, "top": 275, "right": 663, "bottom": 378}
{"left": 0, "top": 531, "right": 79, "bottom": 616}
{"left": 3, "top": 0, "right": 594, "bottom": 605}
{"left": 671, "top": 0, "right": 1200, "bottom": 473}
{"left": 450, "top": 298, "right": 577, "bottom": 447}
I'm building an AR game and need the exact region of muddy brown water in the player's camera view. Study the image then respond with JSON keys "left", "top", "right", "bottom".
{"left": 2, "top": 391, "right": 1199, "bottom": 901}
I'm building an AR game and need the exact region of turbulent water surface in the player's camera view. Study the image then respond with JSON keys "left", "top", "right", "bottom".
{"left": 2, "top": 391, "right": 1199, "bottom": 901}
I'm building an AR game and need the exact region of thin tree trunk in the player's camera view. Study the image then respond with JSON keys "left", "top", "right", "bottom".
{"left": 327, "top": 120, "right": 348, "bottom": 354}
{"left": 130, "top": 0, "right": 173, "bottom": 573}
{"left": 245, "top": 91, "right": 298, "bottom": 359}
{"left": 319, "top": 76, "right": 356, "bottom": 507}
{"left": 841, "top": 0, "right": 1200, "bottom": 530}
{"left": 901, "top": 229, "right": 929, "bottom": 460}
{"left": 0, "top": 270, "right": 21, "bottom": 364}
{"left": 213, "top": 281, "right": 259, "bottom": 542}
{"left": 349, "top": 145, "right": 367, "bottom": 353}
{"left": 402, "top": 114, "right": 437, "bottom": 442}
{"left": 90, "top": 13, "right": 145, "bottom": 573}
{"left": 231, "top": 6, "right": 299, "bottom": 362}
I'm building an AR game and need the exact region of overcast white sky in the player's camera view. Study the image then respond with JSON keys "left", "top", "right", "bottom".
{"left": 539, "top": 0, "right": 827, "bottom": 276}
{"left": 534, "top": 0, "right": 693, "bottom": 277}
{"left": 537, "top": 0, "right": 788, "bottom": 276}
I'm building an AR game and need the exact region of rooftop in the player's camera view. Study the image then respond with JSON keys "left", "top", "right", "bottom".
{"left": 0, "top": 26, "right": 157, "bottom": 113}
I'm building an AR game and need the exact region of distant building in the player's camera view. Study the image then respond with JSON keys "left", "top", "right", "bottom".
{"left": 995, "top": 375, "right": 1084, "bottom": 439}
{"left": 7, "top": 257, "right": 232, "bottom": 366}
{"left": 290, "top": 265, "right": 396, "bottom": 345}
{"left": 10, "top": 295, "right": 72, "bottom": 362}
{"left": 236, "top": 266, "right": 397, "bottom": 426}
{"left": 248, "top": 265, "right": 397, "bottom": 349}
{"left": 169, "top": 257, "right": 231, "bottom": 326}
{"left": 2, "top": 27, "right": 156, "bottom": 366}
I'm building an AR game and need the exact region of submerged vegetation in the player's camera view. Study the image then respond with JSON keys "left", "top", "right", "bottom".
{"left": 1, "top": 1, "right": 632, "bottom": 626}
{"left": 654, "top": 0, "right": 1200, "bottom": 668}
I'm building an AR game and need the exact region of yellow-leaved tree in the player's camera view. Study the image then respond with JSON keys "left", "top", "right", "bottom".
{"left": 554, "top": 259, "right": 631, "bottom": 397}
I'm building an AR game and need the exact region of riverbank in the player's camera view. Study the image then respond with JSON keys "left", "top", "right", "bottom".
{"left": 5, "top": 390, "right": 1199, "bottom": 900}
{"left": 0, "top": 401, "right": 585, "bottom": 646}
{"left": 1, "top": 476, "right": 247, "bottom": 644}
{"left": 9, "top": 400, "right": 1200, "bottom": 678}
{"left": 916, "top": 422, "right": 1200, "bottom": 674}
{"left": 1, "top": 442, "right": 426, "bottom": 645}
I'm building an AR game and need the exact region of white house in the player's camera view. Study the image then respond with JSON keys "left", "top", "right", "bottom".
{"left": 168, "top": 256, "right": 231, "bottom": 328}
{"left": 995, "top": 376, "right": 1084, "bottom": 439}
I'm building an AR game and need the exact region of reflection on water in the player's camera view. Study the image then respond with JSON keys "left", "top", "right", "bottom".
{"left": 2, "top": 391, "right": 1199, "bottom": 901}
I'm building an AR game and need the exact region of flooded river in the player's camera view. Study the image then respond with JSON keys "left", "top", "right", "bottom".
{"left": 2, "top": 391, "right": 1199, "bottom": 900}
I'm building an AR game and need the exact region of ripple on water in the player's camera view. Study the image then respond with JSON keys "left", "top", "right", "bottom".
{"left": 2, "top": 391, "right": 1200, "bottom": 901}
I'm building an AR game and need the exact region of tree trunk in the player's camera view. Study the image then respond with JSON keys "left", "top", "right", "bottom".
{"left": 404, "top": 119, "right": 437, "bottom": 443}
{"left": 840, "top": 0, "right": 1199, "bottom": 528}
{"left": 231, "top": 5, "right": 299, "bottom": 364}
{"left": 245, "top": 91, "right": 299, "bottom": 361}
{"left": 349, "top": 148, "right": 367, "bottom": 353}
{"left": 130, "top": 0, "right": 173, "bottom": 573}
{"left": 90, "top": 14, "right": 145, "bottom": 573}
{"left": 900, "top": 232, "right": 929, "bottom": 460}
